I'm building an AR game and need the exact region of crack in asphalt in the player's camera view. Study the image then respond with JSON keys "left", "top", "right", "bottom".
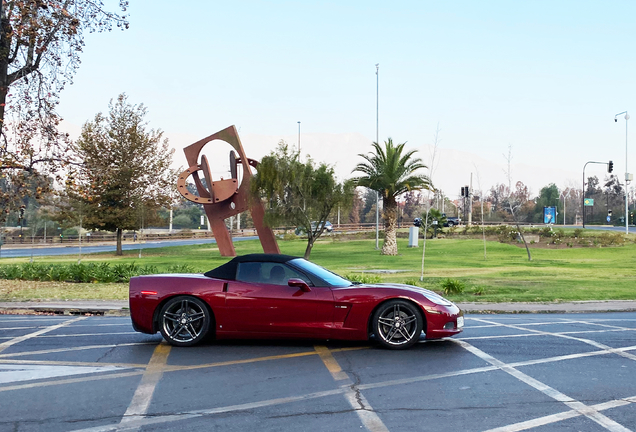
{"left": 336, "top": 352, "right": 374, "bottom": 413}
{"left": 94, "top": 346, "right": 116, "bottom": 363}
{"left": 267, "top": 408, "right": 358, "bottom": 419}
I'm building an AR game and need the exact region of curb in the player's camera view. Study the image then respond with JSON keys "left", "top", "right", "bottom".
{"left": 458, "top": 307, "right": 636, "bottom": 314}
{"left": 457, "top": 300, "right": 636, "bottom": 314}
{"left": 0, "top": 307, "right": 130, "bottom": 316}
{"left": 0, "top": 301, "right": 130, "bottom": 316}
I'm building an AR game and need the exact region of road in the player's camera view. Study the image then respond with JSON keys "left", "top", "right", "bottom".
{"left": 1, "top": 312, "right": 635, "bottom": 431}
{"left": 585, "top": 225, "right": 636, "bottom": 233}
{"left": 0, "top": 237, "right": 259, "bottom": 258}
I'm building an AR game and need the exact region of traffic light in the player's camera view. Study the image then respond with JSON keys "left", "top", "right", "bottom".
{"left": 608, "top": 160, "right": 614, "bottom": 173}
{"left": 460, "top": 187, "right": 465, "bottom": 197}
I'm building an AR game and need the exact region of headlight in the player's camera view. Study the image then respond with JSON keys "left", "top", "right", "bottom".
{"left": 422, "top": 293, "right": 453, "bottom": 306}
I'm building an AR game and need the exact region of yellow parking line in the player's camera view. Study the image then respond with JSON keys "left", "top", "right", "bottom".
{"left": 314, "top": 345, "right": 350, "bottom": 381}
{"left": 0, "top": 344, "right": 371, "bottom": 393}
{"left": 120, "top": 342, "right": 172, "bottom": 426}
{"left": 164, "top": 350, "right": 320, "bottom": 372}
{"left": 314, "top": 345, "right": 390, "bottom": 432}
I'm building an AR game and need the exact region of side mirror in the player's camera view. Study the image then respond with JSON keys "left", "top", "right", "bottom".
{"left": 288, "top": 278, "right": 311, "bottom": 292}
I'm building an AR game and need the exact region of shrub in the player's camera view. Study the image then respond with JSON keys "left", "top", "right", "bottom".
{"left": 344, "top": 273, "right": 382, "bottom": 284}
{"left": 597, "top": 232, "right": 625, "bottom": 247}
{"left": 440, "top": 278, "right": 465, "bottom": 295}
{"left": 472, "top": 286, "right": 485, "bottom": 296}
{"left": 539, "top": 226, "right": 554, "bottom": 238}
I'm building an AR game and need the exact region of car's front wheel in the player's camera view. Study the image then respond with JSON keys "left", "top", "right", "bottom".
{"left": 159, "top": 296, "right": 211, "bottom": 347}
{"left": 372, "top": 300, "right": 424, "bottom": 349}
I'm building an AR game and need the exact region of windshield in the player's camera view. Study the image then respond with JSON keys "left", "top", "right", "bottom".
{"left": 289, "top": 258, "right": 352, "bottom": 287}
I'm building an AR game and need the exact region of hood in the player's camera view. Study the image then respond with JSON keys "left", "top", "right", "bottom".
{"left": 340, "top": 282, "right": 455, "bottom": 306}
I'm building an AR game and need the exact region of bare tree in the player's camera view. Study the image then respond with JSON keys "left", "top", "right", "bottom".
{"left": 420, "top": 124, "right": 441, "bottom": 280}
{"left": 473, "top": 163, "right": 487, "bottom": 260}
{"left": 503, "top": 145, "right": 531, "bottom": 261}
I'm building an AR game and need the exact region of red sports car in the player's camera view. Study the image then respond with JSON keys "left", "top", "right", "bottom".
{"left": 129, "top": 254, "right": 463, "bottom": 349}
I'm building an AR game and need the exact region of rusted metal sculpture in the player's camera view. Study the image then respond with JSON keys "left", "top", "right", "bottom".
{"left": 176, "top": 125, "right": 280, "bottom": 257}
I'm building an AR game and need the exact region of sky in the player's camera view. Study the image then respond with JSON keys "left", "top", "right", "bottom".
{"left": 56, "top": 0, "right": 636, "bottom": 198}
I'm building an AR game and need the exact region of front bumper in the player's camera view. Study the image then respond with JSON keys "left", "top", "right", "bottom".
{"left": 423, "top": 304, "right": 464, "bottom": 339}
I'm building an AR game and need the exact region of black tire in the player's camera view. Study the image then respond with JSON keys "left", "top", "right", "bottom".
{"left": 371, "top": 300, "right": 424, "bottom": 350}
{"left": 447, "top": 221, "right": 455, "bottom": 227}
{"left": 159, "top": 296, "right": 211, "bottom": 347}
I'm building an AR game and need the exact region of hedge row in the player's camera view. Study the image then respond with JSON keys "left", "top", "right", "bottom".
{"left": 0, "top": 262, "right": 196, "bottom": 283}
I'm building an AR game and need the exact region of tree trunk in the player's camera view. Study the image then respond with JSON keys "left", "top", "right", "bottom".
{"left": 116, "top": 228, "right": 123, "bottom": 256}
{"left": 0, "top": 13, "right": 10, "bottom": 129}
{"left": 509, "top": 203, "right": 531, "bottom": 261}
{"left": 303, "top": 236, "right": 315, "bottom": 259}
{"left": 382, "top": 198, "right": 398, "bottom": 255}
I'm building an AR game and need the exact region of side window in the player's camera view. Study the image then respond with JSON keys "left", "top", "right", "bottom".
{"left": 260, "top": 263, "right": 312, "bottom": 286}
{"left": 236, "top": 262, "right": 263, "bottom": 283}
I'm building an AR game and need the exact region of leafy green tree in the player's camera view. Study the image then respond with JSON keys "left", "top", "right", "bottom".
{"left": 0, "top": 1, "right": 128, "bottom": 222}
{"left": 66, "top": 94, "right": 175, "bottom": 255}
{"left": 353, "top": 138, "right": 431, "bottom": 255}
{"left": 533, "top": 183, "right": 560, "bottom": 223}
{"left": 251, "top": 141, "right": 354, "bottom": 259}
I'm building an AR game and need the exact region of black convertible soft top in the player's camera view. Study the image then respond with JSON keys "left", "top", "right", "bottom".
{"left": 203, "top": 254, "right": 300, "bottom": 280}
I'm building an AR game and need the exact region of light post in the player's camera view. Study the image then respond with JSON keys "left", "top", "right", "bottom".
{"left": 375, "top": 63, "right": 379, "bottom": 250}
{"left": 615, "top": 111, "right": 630, "bottom": 234}
{"left": 297, "top": 121, "right": 301, "bottom": 154}
{"left": 560, "top": 189, "right": 572, "bottom": 226}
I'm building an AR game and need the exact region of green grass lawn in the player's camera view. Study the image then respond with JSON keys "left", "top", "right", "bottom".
{"left": 1, "top": 235, "right": 636, "bottom": 303}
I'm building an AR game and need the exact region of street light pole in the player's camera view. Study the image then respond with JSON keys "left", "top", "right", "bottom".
{"left": 560, "top": 189, "right": 572, "bottom": 226}
{"left": 375, "top": 63, "right": 380, "bottom": 250}
{"left": 615, "top": 111, "right": 630, "bottom": 234}
{"left": 297, "top": 121, "right": 301, "bottom": 154}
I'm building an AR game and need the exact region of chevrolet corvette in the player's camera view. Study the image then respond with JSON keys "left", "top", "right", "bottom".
{"left": 129, "top": 254, "right": 463, "bottom": 349}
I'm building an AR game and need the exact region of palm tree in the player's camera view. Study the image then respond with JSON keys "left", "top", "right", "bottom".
{"left": 353, "top": 139, "right": 432, "bottom": 255}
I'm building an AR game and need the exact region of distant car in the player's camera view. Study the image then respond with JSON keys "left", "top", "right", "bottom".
{"left": 444, "top": 216, "right": 460, "bottom": 227}
{"left": 129, "top": 254, "right": 464, "bottom": 349}
{"left": 295, "top": 221, "right": 333, "bottom": 235}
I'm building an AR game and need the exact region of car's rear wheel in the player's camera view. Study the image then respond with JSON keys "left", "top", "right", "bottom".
{"left": 372, "top": 300, "right": 423, "bottom": 349}
{"left": 159, "top": 296, "right": 211, "bottom": 347}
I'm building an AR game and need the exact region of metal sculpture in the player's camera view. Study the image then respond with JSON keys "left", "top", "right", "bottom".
{"left": 176, "top": 125, "right": 280, "bottom": 257}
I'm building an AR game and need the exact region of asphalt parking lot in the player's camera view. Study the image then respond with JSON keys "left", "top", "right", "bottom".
{"left": 1, "top": 313, "right": 635, "bottom": 432}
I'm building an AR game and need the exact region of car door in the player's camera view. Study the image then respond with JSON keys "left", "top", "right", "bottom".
{"left": 225, "top": 261, "right": 333, "bottom": 337}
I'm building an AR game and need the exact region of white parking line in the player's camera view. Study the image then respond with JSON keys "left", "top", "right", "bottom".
{"left": 0, "top": 316, "right": 86, "bottom": 354}
{"left": 482, "top": 397, "right": 634, "bottom": 432}
{"left": 314, "top": 345, "right": 389, "bottom": 432}
{"left": 0, "top": 341, "right": 157, "bottom": 359}
{"left": 470, "top": 317, "right": 636, "bottom": 362}
{"left": 37, "top": 332, "right": 138, "bottom": 338}
{"left": 454, "top": 339, "right": 632, "bottom": 432}
{"left": 460, "top": 327, "right": 633, "bottom": 341}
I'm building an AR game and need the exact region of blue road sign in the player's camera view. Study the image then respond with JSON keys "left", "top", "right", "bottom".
{"left": 544, "top": 206, "right": 556, "bottom": 224}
